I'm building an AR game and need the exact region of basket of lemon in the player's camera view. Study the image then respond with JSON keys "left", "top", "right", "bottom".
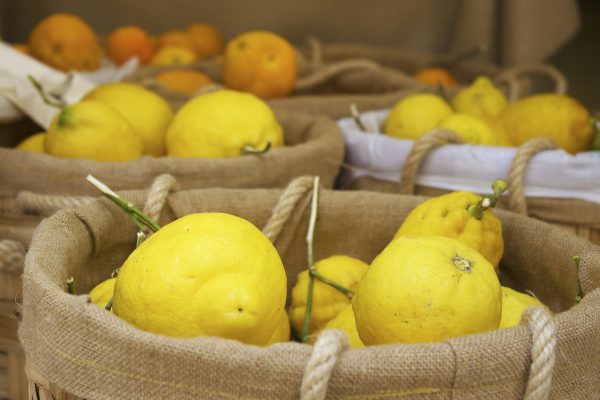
{"left": 18, "top": 175, "right": 600, "bottom": 399}
{"left": 338, "top": 77, "right": 600, "bottom": 245}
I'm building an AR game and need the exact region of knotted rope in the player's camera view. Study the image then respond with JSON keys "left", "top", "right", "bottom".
{"left": 522, "top": 306, "right": 557, "bottom": 400}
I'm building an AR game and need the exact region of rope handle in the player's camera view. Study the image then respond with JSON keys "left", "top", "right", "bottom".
{"left": 493, "top": 64, "right": 568, "bottom": 103}
{"left": 507, "top": 137, "right": 558, "bottom": 215}
{"left": 295, "top": 59, "right": 381, "bottom": 93}
{"left": 0, "top": 239, "right": 26, "bottom": 273}
{"left": 399, "top": 129, "right": 464, "bottom": 195}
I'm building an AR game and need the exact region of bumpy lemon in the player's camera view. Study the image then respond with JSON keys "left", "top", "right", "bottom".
{"left": 500, "top": 94, "right": 593, "bottom": 154}
{"left": 452, "top": 76, "right": 508, "bottom": 118}
{"left": 16, "top": 132, "right": 46, "bottom": 153}
{"left": 323, "top": 304, "right": 364, "bottom": 348}
{"left": 481, "top": 116, "right": 513, "bottom": 147}
{"left": 500, "top": 286, "right": 547, "bottom": 328}
{"left": 151, "top": 46, "right": 197, "bottom": 66}
{"left": 112, "top": 213, "right": 287, "bottom": 345}
{"left": 395, "top": 191, "right": 503, "bottom": 272}
{"left": 267, "top": 310, "right": 291, "bottom": 344}
{"left": 45, "top": 100, "right": 143, "bottom": 161}
{"left": 88, "top": 278, "right": 116, "bottom": 308}
{"left": 84, "top": 83, "right": 173, "bottom": 156}
{"left": 439, "top": 113, "right": 499, "bottom": 146}
{"left": 166, "top": 89, "right": 284, "bottom": 158}
{"left": 384, "top": 94, "right": 453, "bottom": 140}
{"left": 353, "top": 236, "right": 502, "bottom": 345}
{"left": 289, "top": 255, "right": 368, "bottom": 338}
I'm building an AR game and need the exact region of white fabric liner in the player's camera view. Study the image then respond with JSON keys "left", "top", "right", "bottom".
{"left": 338, "top": 109, "right": 600, "bottom": 204}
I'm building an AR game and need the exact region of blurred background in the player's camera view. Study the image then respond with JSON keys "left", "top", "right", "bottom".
{"left": 1, "top": 0, "right": 598, "bottom": 109}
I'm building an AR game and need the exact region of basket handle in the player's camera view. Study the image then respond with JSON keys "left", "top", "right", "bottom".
{"left": 493, "top": 64, "right": 568, "bottom": 103}
{"left": 399, "top": 129, "right": 464, "bottom": 195}
{"left": 507, "top": 137, "right": 558, "bottom": 215}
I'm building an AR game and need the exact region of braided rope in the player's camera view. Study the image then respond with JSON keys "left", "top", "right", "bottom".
{"left": 0, "top": 239, "right": 26, "bottom": 273}
{"left": 142, "top": 174, "right": 177, "bottom": 222}
{"left": 295, "top": 59, "right": 380, "bottom": 93}
{"left": 522, "top": 306, "right": 557, "bottom": 400}
{"left": 16, "top": 192, "right": 94, "bottom": 216}
{"left": 262, "top": 176, "right": 315, "bottom": 243}
{"left": 493, "top": 63, "right": 568, "bottom": 102}
{"left": 399, "top": 129, "right": 464, "bottom": 195}
{"left": 507, "top": 137, "right": 558, "bottom": 215}
{"left": 300, "top": 330, "right": 349, "bottom": 400}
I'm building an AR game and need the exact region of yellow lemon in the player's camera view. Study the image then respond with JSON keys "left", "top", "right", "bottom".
{"left": 500, "top": 94, "right": 593, "bottom": 154}
{"left": 16, "top": 132, "right": 46, "bottom": 153}
{"left": 151, "top": 46, "right": 197, "bottom": 66}
{"left": 481, "top": 116, "right": 513, "bottom": 147}
{"left": 166, "top": 89, "right": 284, "bottom": 158}
{"left": 84, "top": 83, "right": 173, "bottom": 156}
{"left": 45, "top": 100, "right": 143, "bottom": 161}
{"left": 88, "top": 278, "right": 116, "bottom": 308}
{"left": 452, "top": 76, "right": 508, "bottom": 118}
{"left": 439, "top": 113, "right": 499, "bottom": 146}
{"left": 395, "top": 191, "right": 503, "bottom": 272}
{"left": 353, "top": 236, "right": 502, "bottom": 345}
{"left": 384, "top": 94, "right": 453, "bottom": 140}
{"left": 500, "top": 286, "right": 548, "bottom": 328}
{"left": 112, "top": 213, "right": 287, "bottom": 345}
{"left": 267, "top": 310, "right": 291, "bottom": 344}
{"left": 288, "top": 255, "right": 368, "bottom": 338}
{"left": 323, "top": 304, "right": 364, "bottom": 348}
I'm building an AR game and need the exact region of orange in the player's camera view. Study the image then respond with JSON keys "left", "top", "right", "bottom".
{"left": 151, "top": 46, "right": 197, "bottom": 66}
{"left": 28, "top": 13, "right": 101, "bottom": 71}
{"left": 11, "top": 43, "right": 29, "bottom": 54}
{"left": 186, "top": 23, "right": 223, "bottom": 58}
{"left": 157, "top": 30, "right": 195, "bottom": 52}
{"left": 155, "top": 70, "right": 213, "bottom": 95}
{"left": 106, "top": 26, "right": 155, "bottom": 65}
{"left": 414, "top": 67, "right": 458, "bottom": 87}
{"left": 222, "top": 31, "right": 297, "bottom": 99}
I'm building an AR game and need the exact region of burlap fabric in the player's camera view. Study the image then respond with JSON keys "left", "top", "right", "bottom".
{"left": 19, "top": 179, "right": 600, "bottom": 399}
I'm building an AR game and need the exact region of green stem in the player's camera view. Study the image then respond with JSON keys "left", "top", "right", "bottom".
{"left": 302, "top": 176, "right": 320, "bottom": 343}
{"left": 105, "top": 297, "right": 113, "bottom": 311}
{"left": 27, "top": 75, "right": 65, "bottom": 109}
{"left": 311, "top": 269, "right": 354, "bottom": 298}
{"left": 243, "top": 141, "right": 272, "bottom": 155}
{"left": 66, "top": 277, "right": 76, "bottom": 295}
{"left": 467, "top": 179, "right": 508, "bottom": 219}
{"left": 573, "top": 256, "right": 583, "bottom": 303}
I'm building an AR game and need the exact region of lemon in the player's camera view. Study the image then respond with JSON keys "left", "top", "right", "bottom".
{"left": 15, "top": 132, "right": 46, "bottom": 153}
{"left": 480, "top": 116, "right": 513, "bottom": 147}
{"left": 288, "top": 255, "right": 368, "bottom": 338}
{"left": 384, "top": 94, "right": 453, "bottom": 140}
{"left": 500, "top": 286, "right": 547, "bottom": 328}
{"left": 166, "top": 89, "right": 284, "bottom": 158}
{"left": 353, "top": 236, "right": 501, "bottom": 345}
{"left": 452, "top": 76, "right": 508, "bottom": 118}
{"left": 439, "top": 113, "right": 499, "bottom": 146}
{"left": 88, "top": 278, "right": 116, "bottom": 308}
{"left": 45, "top": 100, "right": 143, "bottom": 161}
{"left": 395, "top": 191, "right": 503, "bottom": 272}
{"left": 267, "top": 310, "right": 291, "bottom": 344}
{"left": 151, "top": 46, "right": 197, "bottom": 66}
{"left": 323, "top": 304, "right": 364, "bottom": 348}
{"left": 112, "top": 213, "right": 287, "bottom": 345}
{"left": 500, "top": 94, "right": 593, "bottom": 154}
{"left": 84, "top": 83, "right": 174, "bottom": 156}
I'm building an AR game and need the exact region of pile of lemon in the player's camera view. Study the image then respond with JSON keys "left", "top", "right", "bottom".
{"left": 384, "top": 77, "right": 595, "bottom": 154}
{"left": 86, "top": 180, "right": 550, "bottom": 348}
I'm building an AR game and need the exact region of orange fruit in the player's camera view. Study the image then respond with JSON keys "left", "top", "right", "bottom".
{"left": 11, "top": 43, "right": 29, "bottom": 54}
{"left": 157, "top": 30, "right": 195, "bottom": 52}
{"left": 186, "top": 23, "right": 223, "bottom": 58}
{"left": 414, "top": 67, "right": 458, "bottom": 87}
{"left": 28, "top": 13, "right": 101, "bottom": 71}
{"left": 106, "top": 26, "right": 155, "bottom": 65}
{"left": 222, "top": 31, "right": 297, "bottom": 99}
{"left": 151, "top": 46, "right": 197, "bottom": 66}
{"left": 155, "top": 70, "right": 213, "bottom": 95}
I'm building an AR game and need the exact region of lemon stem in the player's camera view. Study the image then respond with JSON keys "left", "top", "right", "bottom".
{"left": 573, "top": 256, "right": 583, "bottom": 303}
{"left": 311, "top": 270, "right": 354, "bottom": 298}
{"left": 350, "top": 103, "right": 369, "bottom": 132}
{"left": 467, "top": 179, "right": 508, "bottom": 219}
{"left": 105, "top": 298, "right": 113, "bottom": 311}
{"left": 302, "top": 176, "right": 320, "bottom": 343}
{"left": 66, "top": 277, "right": 76, "bottom": 295}
{"left": 27, "top": 75, "right": 65, "bottom": 109}
{"left": 243, "top": 141, "right": 272, "bottom": 155}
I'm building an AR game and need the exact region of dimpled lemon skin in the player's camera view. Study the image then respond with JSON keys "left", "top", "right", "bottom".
{"left": 88, "top": 278, "right": 116, "bottom": 308}
{"left": 500, "top": 286, "right": 547, "bottom": 328}
{"left": 395, "top": 191, "right": 503, "bottom": 273}
{"left": 453, "top": 76, "right": 508, "bottom": 118}
{"left": 166, "top": 90, "right": 284, "bottom": 158}
{"left": 353, "top": 236, "right": 502, "bottom": 345}
{"left": 323, "top": 304, "right": 364, "bottom": 348}
{"left": 500, "top": 94, "right": 593, "bottom": 154}
{"left": 439, "top": 113, "right": 499, "bottom": 146}
{"left": 45, "top": 100, "right": 143, "bottom": 161}
{"left": 112, "top": 213, "right": 287, "bottom": 346}
{"left": 84, "top": 83, "right": 174, "bottom": 156}
{"left": 384, "top": 94, "right": 454, "bottom": 140}
{"left": 16, "top": 132, "right": 46, "bottom": 153}
{"left": 289, "top": 256, "right": 369, "bottom": 337}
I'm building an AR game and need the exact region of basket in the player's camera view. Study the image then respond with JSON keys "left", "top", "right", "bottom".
{"left": 19, "top": 176, "right": 600, "bottom": 399}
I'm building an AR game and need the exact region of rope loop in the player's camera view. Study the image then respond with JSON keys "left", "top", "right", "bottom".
{"left": 521, "top": 306, "right": 556, "bottom": 400}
